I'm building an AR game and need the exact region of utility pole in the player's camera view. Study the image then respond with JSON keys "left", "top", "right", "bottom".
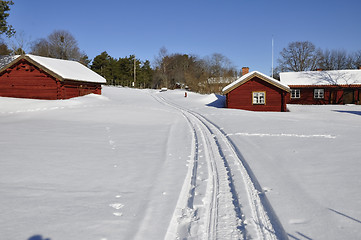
{"left": 133, "top": 55, "right": 136, "bottom": 87}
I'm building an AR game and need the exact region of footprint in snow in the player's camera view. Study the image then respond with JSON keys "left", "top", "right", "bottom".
{"left": 109, "top": 203, "right": 124, "bottom": 210}
{"left": 110, "top": 203, "right": 124, "bottom": 217}
{"left": 113, "top": 212, "right": 123, "bottom": 217}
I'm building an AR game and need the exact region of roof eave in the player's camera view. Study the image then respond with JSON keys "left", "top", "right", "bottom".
{"left": 63, "top": 78, "right": 106, "bottom": 84}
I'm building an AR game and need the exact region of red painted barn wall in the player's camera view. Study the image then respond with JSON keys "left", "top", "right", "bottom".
{"left": 0, "top": 59, "right": 59, "bottom": 99}
{"left": 0, "top": 59, "right": 103, "bottom": 100}
{"left": 226, "top": 77, "right": 288, "bottom": 112}
{"left": 288, "top": 86, "right": 361, "bottom": 105}
{"left": 63, "top": 81, "right": 102, "bottom": 99}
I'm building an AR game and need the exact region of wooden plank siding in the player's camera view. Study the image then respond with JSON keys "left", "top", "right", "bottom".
{"left": 0, "top": 60, "right": 59, "bottom": 99}
{"left": 288, "top": 86, "right": 361, "bottom": 105}
{"left": 0, "top": 58, "right": 102, "bottom": 100}
{"left": 226, "top": 77, "right": 289, "bottom": 112}
{"left": 63, "top": 81, "right": 102, "bottom": 99}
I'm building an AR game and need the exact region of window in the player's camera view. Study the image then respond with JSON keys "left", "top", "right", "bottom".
{"left": 253, "top": 92, "right": 265, "bottom": 104}
{"left": 314, "top": 89, "right": 324, "bottom": 99}
{"left": 291, "top": 89, "right": 300, "bottom": 98}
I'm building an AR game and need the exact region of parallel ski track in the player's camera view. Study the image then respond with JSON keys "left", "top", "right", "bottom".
{"left": 154, "top": 93, "right": 286, "bottom": 240}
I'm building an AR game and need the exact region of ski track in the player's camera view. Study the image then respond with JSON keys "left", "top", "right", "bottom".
{"left": 152, "top": 93, "right": 287, "bottom": 240}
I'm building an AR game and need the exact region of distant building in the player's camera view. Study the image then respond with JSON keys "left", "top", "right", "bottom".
{"left": 280, "top": 69, "right": 361, "bottom": 104}
{"left": 0, "top": 54, "right": 106, "bottom": 100}
{"left": 222, "top": 70, "right": 290, "bottom": 112}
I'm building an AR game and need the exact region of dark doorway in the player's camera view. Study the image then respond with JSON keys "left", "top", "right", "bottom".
{"left": 329, "top": 90, "right": 337, "bottom": 104}
{"left": 343, "top": 89, "right": 354, "bottom": 104}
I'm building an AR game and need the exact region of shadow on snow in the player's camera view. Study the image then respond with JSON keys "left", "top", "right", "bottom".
{"left": 28, "top": 235, "right": 51, "bottom": 240}
{"left": 334, "top": 110, "right": 361, "bottom": 116}
{"left": 206, "top": 94, "right": 226, "bottom": 108}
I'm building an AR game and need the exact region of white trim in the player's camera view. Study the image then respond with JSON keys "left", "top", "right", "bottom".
{"left": 314, "top": 89, "right": 324, "bottom": 99}
{"left": 252, "top": 91, "right": 266, "bottom": 105}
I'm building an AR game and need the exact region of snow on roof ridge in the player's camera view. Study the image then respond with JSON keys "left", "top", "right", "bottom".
{"left": 24, "top": 54, "right": 106, "bottom": 83}
{"left": 222, "top": 70, "right": 290, "bottom": 93}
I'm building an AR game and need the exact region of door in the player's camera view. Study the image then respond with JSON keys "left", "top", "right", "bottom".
{"left": 329, "top": 90, "right": 337, "bottom": 104}
{"left": 343, "top": 89, "right": 354, "bottom": 104}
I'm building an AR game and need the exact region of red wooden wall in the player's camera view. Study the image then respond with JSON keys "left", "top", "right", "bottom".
{"left": 226, "top": 77, "right": 288, "bottom": 112}
{"left": 0, "top": 59, "right": 102, "bottom": 100}
{"left": 62, "top": 81, "right": 102, "bottom": 99}
{"left": 0, "top": 59, "right": 60, "bottom": 99}
{"left": 288, "top": 87, "right": 361, "bottom": 105}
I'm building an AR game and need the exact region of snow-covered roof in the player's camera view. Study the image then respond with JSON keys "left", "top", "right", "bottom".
{"left": 0, "top": 55, "right": 20, "bottom": 69}
{"left": 1, "top": 54, "right": 106, "bottom": 83}
{"left": 279, "top": 69, "right": 361, "bottom": 86}
{"left": 222, "top": 71, "right": 290, "bottom": 94}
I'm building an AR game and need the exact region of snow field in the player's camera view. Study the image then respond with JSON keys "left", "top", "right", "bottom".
{"left": 1, "top": 87, "right": 361, "bottom": 239}
{"left": 0, "top": 88, "right": 191, "bottom": 240}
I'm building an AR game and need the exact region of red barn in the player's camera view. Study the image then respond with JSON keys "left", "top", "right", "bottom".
{"left": 0, "top": 54, "right": 106, "bottom": 100}
{"left": 222, "top": 70, "right": 290, "bottom": 112}
{"left": 280, "top": 69, "right": 361, "bottom": 105}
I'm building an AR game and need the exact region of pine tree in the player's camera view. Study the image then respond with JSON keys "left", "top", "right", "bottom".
{"left": 0, "top": 1, "right": 15, "bottom": 37}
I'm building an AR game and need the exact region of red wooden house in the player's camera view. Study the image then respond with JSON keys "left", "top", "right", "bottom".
{"left": 280, "top": 69, "right": 361, "bottom": 105}
{"left": 222, "top": 70, "right": 290, "bottom": 112}
{"left": 0, "top": 54, "right": 106, "bottom": 100}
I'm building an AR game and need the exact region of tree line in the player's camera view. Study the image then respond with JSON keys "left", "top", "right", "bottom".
{"left": 89, "top": 48, "right": 238, "bottom": 93}
{"left": 139, "top": 47, "right": 238, "bottom": 93}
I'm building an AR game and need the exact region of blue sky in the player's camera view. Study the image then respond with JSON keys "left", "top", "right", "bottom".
{"left": 7, "top": 0, "right": 361, "bottom": 74}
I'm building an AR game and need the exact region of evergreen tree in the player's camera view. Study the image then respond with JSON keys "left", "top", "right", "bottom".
{"left": 0, "top": 1, "right": 15, "bottom": 37}
{"left": 91, "top": 51, "right": 113, "bottom": 84}
{"left": 91, "top": 52, "right": 154, "bottom": 87}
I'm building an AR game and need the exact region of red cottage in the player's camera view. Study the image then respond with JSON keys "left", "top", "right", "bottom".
{"left": 222, "top": 70, "right": 290, "bottom": 112}
{"left": 280, "top": 69, "right": 361, "bottom": 105}
{"left": 0, "top": 54, "right": 106, "bottom": 100}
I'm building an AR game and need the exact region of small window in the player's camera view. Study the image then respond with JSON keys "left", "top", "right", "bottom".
{"left": 253, "top": 92, "right": 265, "bottom": 105}
{"left": 291, "top": 89, "right": 300, "bottom": 98}
{"left": 314, "top": 89, "right": 324, "bottom": 99}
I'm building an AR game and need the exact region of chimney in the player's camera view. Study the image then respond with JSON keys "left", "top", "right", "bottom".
{"left": 359, "top": 66, "right": 361, "bottom": 70}
{"left": 242, "top": 67, "right": 249, "bottom": 76}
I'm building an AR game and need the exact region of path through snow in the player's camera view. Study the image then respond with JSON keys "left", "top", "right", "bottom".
{"left": 153, "top": 93, "right": 287, "bottom": 239}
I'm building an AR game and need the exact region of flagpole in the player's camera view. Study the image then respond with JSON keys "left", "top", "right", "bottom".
{"left": 271, "top": 36, "right": 274, "bottom": 78}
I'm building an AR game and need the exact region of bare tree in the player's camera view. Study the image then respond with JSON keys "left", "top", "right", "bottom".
{"left": 30, "top": 38, "right": 50, "bottom": 57}
{"left": 277, "top": 41, "right": 319, "bottom": 72}
{"left": 349, "top": 50, "right": 361, "bottom": 69}
{"left": 153, "top": 47, "right": 171, "bottom": 88}
{"left": 8, "top": 30, "right": 31, "bottom": 54}
{"left": 317, "top": 49, "right": 350, "bottom": 70}
{"left": 200, "top": 53, "right": 236, "bottom": 93}
{"left": 152, "top": 48, "right": 236, "bottom": 93}
{"left": 47, "top": 30, "right": 80, "bottom": 60}
{"left": 30, "top": 30, "right": 88, "bottom": 64}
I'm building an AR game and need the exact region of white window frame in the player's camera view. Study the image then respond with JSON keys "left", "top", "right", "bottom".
{"left": 314, "top": 89, "right": 324, "bottom": 99}
{"left": 291, "top": 89, "right": 300, "bottom": 98}
{"left": 252, "top": 91, "right": 266, "bottom": 105}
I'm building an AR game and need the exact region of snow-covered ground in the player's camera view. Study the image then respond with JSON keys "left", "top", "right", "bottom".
{"left": 1, "top": 87, "right": 361, "bottom": 240}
